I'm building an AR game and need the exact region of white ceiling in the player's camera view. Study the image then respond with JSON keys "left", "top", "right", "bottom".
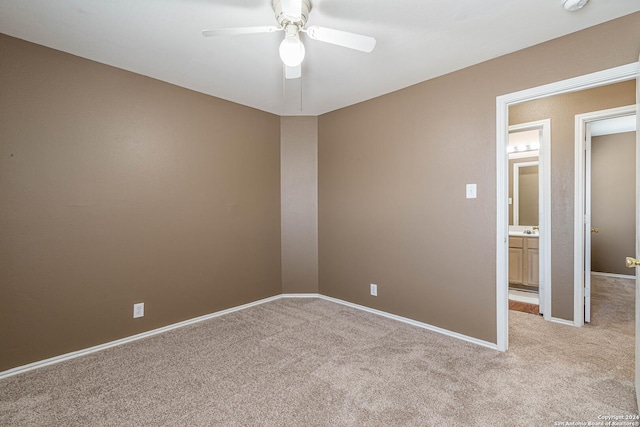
{"left": 1, "top": 0, "right": 639, "bottom": 116}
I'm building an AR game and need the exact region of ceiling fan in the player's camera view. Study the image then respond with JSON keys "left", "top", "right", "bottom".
{"left": 202, "top": 0, "right": 376, "bottom": 79}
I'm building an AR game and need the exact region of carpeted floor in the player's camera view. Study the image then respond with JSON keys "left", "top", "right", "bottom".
{"left": 0, "top": 275, "right": 636, "bottom": 426}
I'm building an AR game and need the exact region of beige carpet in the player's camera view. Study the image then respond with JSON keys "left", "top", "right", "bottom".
{"left": 1, "top": 276, "right": 636, "bottom": 426}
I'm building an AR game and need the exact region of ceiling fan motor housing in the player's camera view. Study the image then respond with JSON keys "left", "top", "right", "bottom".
{"left": 272, "top": 0, "right": 312, "bottom": 28}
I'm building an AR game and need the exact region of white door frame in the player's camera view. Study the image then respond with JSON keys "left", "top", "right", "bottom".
{"left": 574, "top": 105, "right": 637, "bottom": 327}
{"left": 635, "top": 58, "right": 639, "bottom": 414}
{"left": 509, "top": 120, "right": 551, "bottom": 318}
{"left": 495, "top": 61, "right": 639, "bottom": 352}
{"left": 585, "top": 121, "right": 593, "bottom": 324}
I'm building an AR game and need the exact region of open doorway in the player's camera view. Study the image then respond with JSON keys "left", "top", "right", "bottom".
{"left": 575, "top": 106, "right": 637, "bottom": 324}
{"left": 506, "top": 120, "right": 550, "bottom": 319}
{"left": 495, "top": 62, "right": 638, "bottom": 352}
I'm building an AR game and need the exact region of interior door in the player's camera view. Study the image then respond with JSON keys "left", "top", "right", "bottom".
{"left": 584, "top": 123, "right": 592, "bottom": 323}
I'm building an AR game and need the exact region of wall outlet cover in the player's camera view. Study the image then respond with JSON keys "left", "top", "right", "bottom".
{"left": 370, "top": 283, "right": 378, "bottom": 296}
{"left": 133, "top": 302, "right": 144, "bottom": 318}
{"left": 466, "top": 183, "right": 477, "bottom": 199}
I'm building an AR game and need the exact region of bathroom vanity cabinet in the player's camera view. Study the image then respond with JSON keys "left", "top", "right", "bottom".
{"left": 508, "top": 236, "right": 539, "bottom": 289}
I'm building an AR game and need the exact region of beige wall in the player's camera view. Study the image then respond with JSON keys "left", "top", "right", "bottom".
{"left": 318, "top": 13, "right": 640, "bottom": 342}
{"left": 281, "top": 117, "right": 319, "bottom": 293}
{"left": 2, "top": 12, "right": 640, "bottom": 370}
{"left": 0, "top": 34, "right": 282, "bottom": 371}
{"left": 510, "top": 81, "right": 635, "bottom": 320}
{"left": 591, "top": 131, "right": 636, "bottom": 276}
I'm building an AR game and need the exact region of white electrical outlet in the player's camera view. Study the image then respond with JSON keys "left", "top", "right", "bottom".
{"left": 466, "top": 183, "right": 477, "bottom": 199}
{"left": 370, "top": 284, "right": 378, "bottom": 297}
{"left": 133, "top": 302, "right": 144, "bottom": 318}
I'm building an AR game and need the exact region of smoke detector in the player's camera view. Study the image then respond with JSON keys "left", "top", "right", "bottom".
{"left": 562, "top": 0, "right": 589, "bottom": 11}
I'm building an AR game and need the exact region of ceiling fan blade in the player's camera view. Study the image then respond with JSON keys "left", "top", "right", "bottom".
{"left": 202, "top": 26, "right": 280, "bottom": 37}
{"left": 304, "top": 26, "right": 376, "bottom": 53}
{"left": 281, "top": 0, "right": 302, "bottom": 21}
{"left": 285, "top": 64, "right": 301, "bottom": 79}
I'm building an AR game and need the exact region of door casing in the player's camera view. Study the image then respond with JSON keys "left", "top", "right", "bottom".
{"left": 508, "top": 120, "right": 551, "bottom": 318}
{"left": 495, "top": 61, "right": 639, "bottom": 352}
{"left": 574, "top": 105, "right": 637, "bottom": 326}
{"left": 635, "top": 57, "right": 639, "bottom": 413}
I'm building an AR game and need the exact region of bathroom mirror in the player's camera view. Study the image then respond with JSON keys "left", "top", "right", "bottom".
{"left": 510, "top": 160, "right": 539, "bottom": 226}
{"left": 508, "top": 128, "right": 540, "bottom": 227}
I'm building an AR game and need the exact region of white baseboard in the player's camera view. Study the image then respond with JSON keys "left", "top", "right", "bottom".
{"left": 1, "top": 292, "right": 498, "bottom": 379}
{"left": 591, "top": 271, "right": 635, "bottom": 280}
{"left": 317, "top": 295, "right": 498, "bottom": 350}
{"left": 0, "top": 295, "right": 282, "bottom": 380}
{"left": 549, "top": 317, "right": 577, "bottom": 327}
{"left": 281, "top": 293, "right": 321, "bottom": 298}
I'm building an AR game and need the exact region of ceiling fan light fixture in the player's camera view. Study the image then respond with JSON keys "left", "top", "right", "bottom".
{"left": 279, "top": 27, "right": 305, "bottom": 67}
{"left": 204, "top": 0, "right": 376, "bottom": 74}
{"left": 562, "top": 0, "right": 589, "bottom": 11}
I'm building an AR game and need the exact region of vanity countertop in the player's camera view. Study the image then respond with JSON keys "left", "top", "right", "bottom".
{"left": 509, "top": 231, "right": 539, "bottom": 238}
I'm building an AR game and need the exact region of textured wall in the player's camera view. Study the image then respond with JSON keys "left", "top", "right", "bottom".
{"left": 2, "top": 12, "right": 639, "bottom": 369}
{"left": 591, "top": 132, "right": 636, "bottom": 276}
{"left": 0, "top": 34, "right": 282, "bottom": 371}
{"left": 318, "top": 13, "right": 640, "bottom": 342}
{"left": 510, "top": 81, "right": 635, "bottom": 320}
{"left": 281, "top": 116, "right": 319, "bottom": 293}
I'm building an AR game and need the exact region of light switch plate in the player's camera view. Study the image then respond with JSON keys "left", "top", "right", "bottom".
{"left": 466, "top": 184, "right": 477, "bottom": 199}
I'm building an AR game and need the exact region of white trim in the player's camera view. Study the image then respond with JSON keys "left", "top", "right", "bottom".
{"left": 0, "top": 295, "right": 282, "bottom": 380}
{"left": 585, "top": 121, "right": 593, "bottom": 323}
{"left": 635, "top": 60, "right": 640, "bottom": 413}
{"left": 508, "top": 289, "right": 539, "bottom": 305}
{"left": 548, "top": 317, "right": 576, "bottom": 327}
{"left": 496, "top": 95, "right": 510, "bottom": 352}
{"left": 496, "top": 61, "right": 639, "bottom": 351}
{"left": 508, "top": 120, "right": 552, "bottom": 320}
{"left": 574, "top": 104, "right": 637, "bottom": 326}
{"left": 540, "top": 121, "right": 552, "bottom": 321}
{"left": 591, "top": 271, "right": 636, "bottom": 280}
{"left": 318, "top": 295, "right": 498, "bottom": 350}
{"left": 499, "top": 63, "right": 639, "bottom": 107}
{"left": 281, "top": 293, "right": 321, "bottom": 298}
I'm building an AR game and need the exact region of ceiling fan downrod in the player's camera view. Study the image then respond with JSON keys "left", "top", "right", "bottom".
{"left": 272, "top": 0, "right": 312, "bottom": 28}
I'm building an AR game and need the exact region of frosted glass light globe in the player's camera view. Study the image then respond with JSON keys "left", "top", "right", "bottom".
{"left": 279, "top": 34, "right": 305, "bottom": 67}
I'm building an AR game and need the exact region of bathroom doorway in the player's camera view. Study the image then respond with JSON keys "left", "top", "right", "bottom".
{"left": 507, "top": 120, "right": 550, "bottom": 318}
